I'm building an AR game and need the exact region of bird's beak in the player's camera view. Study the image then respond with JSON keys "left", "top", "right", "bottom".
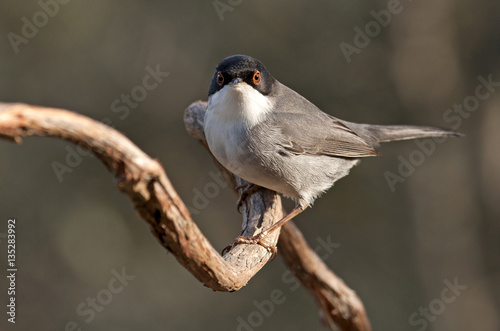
{"left": 231, "top": 77, "right": 243, "bottom": 86}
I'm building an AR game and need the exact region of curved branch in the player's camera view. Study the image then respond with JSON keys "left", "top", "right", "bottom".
{"left": 0, "top": 101, "right": 371, "bottom": 331}
{"left": 185, "top": 101, "right": 371, "bottom": 330}
{"left": 0, "top": 102, "right": 276, "bottom": 291}
{"left": 279, "top": 223, "right": 372, "bottom": 330}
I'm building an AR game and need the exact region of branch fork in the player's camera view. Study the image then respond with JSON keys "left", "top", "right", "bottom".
{"left": 0, "top": 101, "right": 371, "bottom": 331}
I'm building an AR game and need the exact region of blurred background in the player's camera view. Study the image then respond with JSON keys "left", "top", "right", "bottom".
{"left": 0, "top": 0, "right": 499, "bottom": 330}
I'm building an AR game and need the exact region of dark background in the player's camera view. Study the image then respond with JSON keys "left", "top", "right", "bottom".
{"left": 1, "top": 1, "right": 499, "bottom": 330}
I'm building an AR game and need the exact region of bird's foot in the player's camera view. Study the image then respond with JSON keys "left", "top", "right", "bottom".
{"left": 236, "top": 183, "right": 260, "bottom": 212}
{"left": 222, "top": 232, "right": 277, "bottom": 260}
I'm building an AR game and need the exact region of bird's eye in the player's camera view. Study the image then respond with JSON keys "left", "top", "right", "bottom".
{"left": 253, "top": 71, "right": 261, "bottom": 85}
{"left": 216, "top": 72, "right": 224, "bottom": 86}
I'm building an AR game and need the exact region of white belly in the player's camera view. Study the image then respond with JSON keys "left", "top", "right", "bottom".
{"left": 204, "top": 82, "right": 273, "bottom": 178}
{"left": 205, "top": 117, "right": 249, "bottom": 176}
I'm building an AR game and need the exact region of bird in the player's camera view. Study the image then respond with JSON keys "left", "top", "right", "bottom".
{"left": 203, "top": 54, "right": 461, "bottom": 255}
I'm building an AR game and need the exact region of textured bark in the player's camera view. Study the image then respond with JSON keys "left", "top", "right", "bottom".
{"left": 186, "top": 101, "right": 371, "bottom": 330}
{"left": 0, "top": 101, "right": 371, "bottom": 330}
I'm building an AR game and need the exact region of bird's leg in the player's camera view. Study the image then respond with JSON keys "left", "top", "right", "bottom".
{"left": 222, "top": 204, "right": 306, "bottom": 259}
{"left": 236, "top": 183, "right": 260, "bottom": 212}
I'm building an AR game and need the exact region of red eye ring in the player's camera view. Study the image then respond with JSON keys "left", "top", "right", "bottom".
{"left": 216, "top": 72, "right": 224, "bottom": 86}
{"left": 253, "top": 70, "right": 261, "bottom": 85}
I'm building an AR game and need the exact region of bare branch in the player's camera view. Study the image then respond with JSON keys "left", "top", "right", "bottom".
{"left": 279, "top": 223, "right": 372, "bottom": 331}
{"left": 0, "top": 101, "right": 372, "bottom": 330}
{"left": 185, "top": 101, "right": 372, "bottom": 331}
{"left": 0, "top": 102, "right": 276, "bottom": 291}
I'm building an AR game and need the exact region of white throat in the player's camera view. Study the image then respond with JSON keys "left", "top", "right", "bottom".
{"left": 207, "top": 83, "right": 273, "bottom": 127}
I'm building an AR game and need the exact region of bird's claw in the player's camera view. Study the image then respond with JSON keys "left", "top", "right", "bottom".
{"left": 221, "top": 233, "right": 277, "bottom": 260}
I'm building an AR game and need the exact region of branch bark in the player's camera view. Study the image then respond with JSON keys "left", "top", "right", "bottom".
{"left": 185, "top": 101, "right": 372, "bottom": 331}
{"left": 0, "top": 101, "right": 371, "bottom": 331}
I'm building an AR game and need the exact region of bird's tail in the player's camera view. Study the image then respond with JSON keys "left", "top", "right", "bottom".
{"left": 344, "top": 122, "right": 463, "bottom": 145}
{"left": 367, "top": 124, "right": 462, "bottom": 143}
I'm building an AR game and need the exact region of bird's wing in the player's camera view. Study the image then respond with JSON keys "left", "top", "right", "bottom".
{"left": 264, "top": 111, "right": 380, "bottom": 158}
